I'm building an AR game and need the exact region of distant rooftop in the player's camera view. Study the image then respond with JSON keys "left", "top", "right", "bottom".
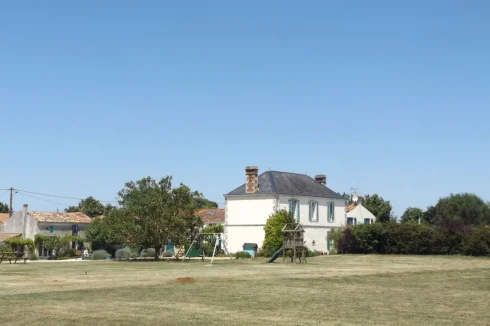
{"left": 196, "top": 209, "right": 225, "bottom": 224}
{"left": 29, "top": 211, "right": 92, "bottom": 224}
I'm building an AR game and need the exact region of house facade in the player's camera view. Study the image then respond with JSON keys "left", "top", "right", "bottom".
{"left": 346, "top": 204, "right": 376, "bottom": 225}
{"left": 224, "top": 167, "right": 347, "bottom": 253}
{"left": 3, "top": 205, "right": 91, "bottom": 256}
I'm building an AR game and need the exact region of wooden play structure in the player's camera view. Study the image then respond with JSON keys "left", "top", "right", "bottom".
{"left": 281, "top": 223, "right": 306, "bottom": 264}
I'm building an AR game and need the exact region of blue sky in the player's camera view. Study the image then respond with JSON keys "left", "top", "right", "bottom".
{"left": 1, "top": 1, "right": 489, "bottom": 216}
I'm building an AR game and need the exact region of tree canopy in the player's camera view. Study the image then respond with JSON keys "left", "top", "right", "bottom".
{"left": 400, "top": 207, "right": 424, "bottom": 224}
{"left": 262, "top": 209, "right": 295, "bottom": 255}
{"left": 0, "top": 201, "right": 8, "bottom": 213}
{"left": 64, "top": 196, "right": 114, "bottom": 217}
{"left": 193, "top": 197, "right": 218, "bottom": 209}
{"left": 363, "top": 194, "right": 393, "bottom": 222}
{"left": 116, "top": 176, "right": 203, "bottom": 259}
{"left": 434, "top": 193, "right": 490, "bottom": 227}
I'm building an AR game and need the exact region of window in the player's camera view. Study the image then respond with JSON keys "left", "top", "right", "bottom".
{"left": 347, "top": 217, "right": 357, "bottom": 225}
{"left": 327, "top": 201, "right": 335, "bottom": 222}
{"left": 309, "top": 200, "right": 319, "bottom": 222}
{"left": 364, "top": 218, "right": 374, "bottom": 224}
{"left": 288, "top": 199, "right": 300, "bottom": 222}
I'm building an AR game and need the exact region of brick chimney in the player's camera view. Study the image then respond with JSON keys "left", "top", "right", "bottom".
{"left": 314, "top": 174, "right": 327, "bottom": 186}
{"left": 245, "top": 166, "right": 259, "bottom": 193}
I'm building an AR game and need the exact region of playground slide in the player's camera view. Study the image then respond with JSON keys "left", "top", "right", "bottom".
{"left": 266, "top": 247, "right": 283, "bottom": 263}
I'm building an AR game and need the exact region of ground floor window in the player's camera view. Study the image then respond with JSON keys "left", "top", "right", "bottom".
{"left": 347, "top": 217, "right": 357, "bottom": 225}
{"left": 364, "top": 218, "right": 374, "bottom": 224}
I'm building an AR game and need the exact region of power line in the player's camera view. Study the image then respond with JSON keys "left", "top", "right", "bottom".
{"left": 17, "top": 192, "right": 72, "bottom": 208}
{"left": 13, "top": 189, "right": 118, "bottom": 203}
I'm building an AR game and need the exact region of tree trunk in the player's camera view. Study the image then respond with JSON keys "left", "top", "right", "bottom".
{"left": 154, "top": 246, "right": 161, "bottom": 261}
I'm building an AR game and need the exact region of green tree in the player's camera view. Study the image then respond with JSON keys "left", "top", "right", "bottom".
{"left": 64, "top": 206, "right": 79, "bottom": 213}
{"left": 64, "top": 196, "right": 106, "bottom": 217}
{"left": 193, "top": 197, "right": 218, "bottom": 209}
{"left": 423, "top": 206, "right": 437, "bottom": 226}
{"left": 363, "top": 194, "right": 393, "bottom": 222}
{"left": 117, "top": 176, "right": 202, "bottom": 260}
{"left": 0, "top": 201, "right": 9, "bottom": 213}
{"left": 400, "top": 207, "right": 424, "bottom": 224}
{"left": 262, "top": 209, "right": 295, "bottom": 255}
{"left": 434, "top": 193, "right": 490, "bottom": 227}
{"left": 86, "top": 209, "right": 136, "bottom": 255}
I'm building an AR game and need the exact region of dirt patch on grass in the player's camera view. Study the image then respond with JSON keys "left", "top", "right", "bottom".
{"left": 176, "top": 277, "right": 195, "bottom": 284}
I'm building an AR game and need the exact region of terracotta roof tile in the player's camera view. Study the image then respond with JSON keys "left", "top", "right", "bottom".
{"left": 196, "top": 209, "right": 225, "bottom": 224}
{"left": 0, "top": 233, "right": 22, "bottom": 243}
{"left": 0, "top": 213, "right": 9, "bottom": 223}
{"left": 29, "top": 211, "right": 92, "bottom": 224}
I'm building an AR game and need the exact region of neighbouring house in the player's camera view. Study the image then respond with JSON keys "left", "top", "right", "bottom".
{"left": 0, "top": 232, "right": 22, "bottom": 246}
{"left": 346, "top": 204, "right": 376, "bottom": 225}
{"left": 0, "top": 213, "right": 8, "bottom": 232}
{"left": 197, "top": 208, "right": 225, "bottom": 227}
{"left": 3, "top": 204, "right": 92, "bottom": 257}
{"left": 224, "top": 166, "right": 347, "bottom": 253}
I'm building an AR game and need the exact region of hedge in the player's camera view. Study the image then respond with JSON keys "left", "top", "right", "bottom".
{"left": 334, "top": 221, "right": 490, "bottom": 256}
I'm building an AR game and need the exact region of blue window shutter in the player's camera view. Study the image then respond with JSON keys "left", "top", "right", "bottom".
{"left": 296, "top": 200, "right": 300, "bottom": 222}
{"left": 289, "top": 199, "right": 293, "bottom": 215}
{"left": 308, "top": 200, "right": 312, "bottom": 222}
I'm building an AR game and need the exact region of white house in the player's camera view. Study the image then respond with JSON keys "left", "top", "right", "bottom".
{"left": 346, "top": 204, "right": 376, "bottom": 225}
{"left": 3, "top": 204, "right": 91, "bottom": 257}
{"left": 224, "top": 167, "right": 348, "bottom": 253}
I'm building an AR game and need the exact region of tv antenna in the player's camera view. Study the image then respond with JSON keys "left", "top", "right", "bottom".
{"left": 350, "top": 187, "right": 360, "bottom": 203}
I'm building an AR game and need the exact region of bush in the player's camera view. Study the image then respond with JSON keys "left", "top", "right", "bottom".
{"left": 28, "top": 251, "right": 39, "bottom": 260}
{"left": 235, "top": 251, "right": 251, "bottom": 259}
{"left": 161, "top": 251, "right": 173, "bottom": 258}
{"left": 115, "top": 247, "right": 137, "bottom": 259}
{"left": 92, "top": 249, "right": 110, "bottom": 260}
{"left": 140, "top": 248, "right": 156, "bottom": 258}
{"left": 0, "top": 244, "right": 13, "bottom": 253}
{"left": 333, "top": 223, "right": 490, "bottom": 256}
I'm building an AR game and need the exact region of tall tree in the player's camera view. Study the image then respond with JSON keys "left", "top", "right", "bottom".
{"left": 193, "top": 197, "right": 218, "bottom": 209}
{"left": 64, "top": 196, "right": 105, "bottom": 217}
{"left": 434, "top": 193, "right": 490, "bottom": 227}
{"left": 262, "top": 209, "right": 295, "bottom": 255}
{"left": 0, "top": 201, "right": 9, "bottom": 213}
{"left": 423, "top": 206, "right": 437, "bottom": 226}
{"left": 400, "top": 207, "right": 424, "bottom": 224}
{"left": 117, "top": 176, "right": 202, "bottom": 260}
{"left": 363, "top": 194, "right": 393, "bottom": 223}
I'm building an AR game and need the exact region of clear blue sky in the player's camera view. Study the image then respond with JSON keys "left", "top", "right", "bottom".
{"left": 2, "top": 1, "right": 489, "bottom": 216}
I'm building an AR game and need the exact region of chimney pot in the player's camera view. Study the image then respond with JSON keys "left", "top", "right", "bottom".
{"left": 245, "top": 166, "right": 259, "bottom": 193}
{"left": 315, "top": 174, "right": 327, "bottom": 186}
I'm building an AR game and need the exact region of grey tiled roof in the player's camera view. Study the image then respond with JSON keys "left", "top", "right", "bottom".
{"left": 226, "top": 171, "right": 344, "bottom": 199}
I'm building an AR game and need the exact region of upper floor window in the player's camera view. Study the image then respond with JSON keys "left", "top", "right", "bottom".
{"left": 347, "top": 217, "right": 357, "bottom": 225}
{"left": 309, "top": 201, "right": 319, "bottom": 222}
{"left": 288, "top": 199, "right": 300, "bottom": 222}
{"left": 327, "top": 201, "right": 335, "bottom": 222}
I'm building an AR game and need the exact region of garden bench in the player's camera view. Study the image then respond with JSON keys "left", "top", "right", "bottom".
{"left": 0, "top": 251, "right": 27, "bottom": 264}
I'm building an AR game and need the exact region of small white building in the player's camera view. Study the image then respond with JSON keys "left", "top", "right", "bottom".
{"left": 3, "top": 205, "right": 91, "bottom": 257}
{"left": 224, "top": 167, "right": 348, "bottom": 253}
{"left": 196, "top": 208, "right": 225, "bottom": 227}
{"left": 346, "top": 204, "right": 376, "bottom": 225}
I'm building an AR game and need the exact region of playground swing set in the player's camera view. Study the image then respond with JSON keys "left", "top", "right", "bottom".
{"left": 181, "top": 233, "right": 234, "bottom": 264}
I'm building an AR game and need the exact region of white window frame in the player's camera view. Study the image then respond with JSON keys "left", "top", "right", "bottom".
{"left": 309, "top": 200, "right": 319, "bottom": 222}
{"left": 288, "top": 199, "right": 300, "bottom": 222}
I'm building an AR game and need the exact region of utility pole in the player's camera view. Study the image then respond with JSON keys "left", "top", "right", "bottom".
{"left": 9, "top": 187, "right": 13, "bottom": 217}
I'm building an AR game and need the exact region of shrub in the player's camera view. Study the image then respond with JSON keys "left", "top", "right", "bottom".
{"left": 28, "top": 251, "right": 39, "bottom": 261}
{"left": 92, "top": 249, "right": 110, "bottom": 260}
{"left": 333, "top": 222, "right": 490, "bottom": 256}
{"left": 115, "top": 247, "right": 137, "bottom": 259}
{"left": 161, "top": 251, "right": 173, "bottom": 258}
{"left": 235, "top": 251, "right": 251, "bottom": 259}
{"left": 140, "top": 248, "right": 156, "bottom": 257}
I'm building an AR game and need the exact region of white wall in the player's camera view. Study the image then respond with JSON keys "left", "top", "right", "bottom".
{"left": 3, "top": 211, "right": 38, "bottom": 239}
{"left": 224, "top": 196, "right": 275, "bottom": 252}
{"left": 277, "top": 195, "right": 346, "bottom": 252}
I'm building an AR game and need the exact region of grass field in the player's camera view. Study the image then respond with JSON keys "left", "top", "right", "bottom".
{"left": 1, "top": 255, "right": 490, "bottom": 325}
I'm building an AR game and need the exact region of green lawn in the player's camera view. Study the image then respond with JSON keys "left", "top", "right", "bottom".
{"left": 1, "top": 255, "right": 490, "bottom": 325}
